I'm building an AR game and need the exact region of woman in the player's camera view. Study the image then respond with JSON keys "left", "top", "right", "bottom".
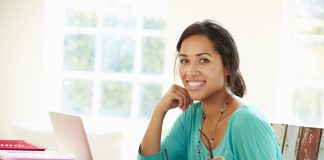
{"left": 138, "top": 19, "right": 282, "bottom": 160}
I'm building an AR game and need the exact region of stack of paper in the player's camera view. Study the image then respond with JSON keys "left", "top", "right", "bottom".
{"left": 0, "top": 140, "right": 75, "bottom": 160}
{"left": 0, "top": 140, "right": 46, "bottom": 151}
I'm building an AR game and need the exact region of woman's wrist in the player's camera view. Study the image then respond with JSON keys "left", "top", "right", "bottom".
{"left": 153, "top": 105, "right": 168, "bottom": 117}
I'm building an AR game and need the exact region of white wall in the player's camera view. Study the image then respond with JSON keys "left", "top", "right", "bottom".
{"left": 0, "top": 0, "right": 44, "bottom": 137}
{"left": 0, "top": 0, "right": 284, "bottom": 159}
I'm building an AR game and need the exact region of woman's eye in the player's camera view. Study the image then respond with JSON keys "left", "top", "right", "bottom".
{"left": 180, "top": 59, "right": 189, "bottom": 63}
{"left": 200, "top": 58, "right": 210, "bottom": 63}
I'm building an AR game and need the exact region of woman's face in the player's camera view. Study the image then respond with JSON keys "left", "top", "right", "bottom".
{"left": 178, "top": 34, "right": 228, "bottom": 101}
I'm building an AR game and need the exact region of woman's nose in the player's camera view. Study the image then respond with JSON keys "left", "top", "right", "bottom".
{"left": 186, "top": 64, "right": 200, "bottom": 76}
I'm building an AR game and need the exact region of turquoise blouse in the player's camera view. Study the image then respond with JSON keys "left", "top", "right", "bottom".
{"left": 138, "top": 103, "right": 282, "bottom": 160}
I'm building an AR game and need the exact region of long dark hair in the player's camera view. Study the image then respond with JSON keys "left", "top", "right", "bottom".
{"left": 176, "top": 19, "right": 246, "bottom": 97}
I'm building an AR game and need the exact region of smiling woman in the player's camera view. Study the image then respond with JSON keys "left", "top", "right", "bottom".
{"left": 138, "top": 20, "right": 282, "bottom": 160}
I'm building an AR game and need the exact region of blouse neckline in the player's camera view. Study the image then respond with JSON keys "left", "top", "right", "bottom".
{"left": 197, "top": 103, "right": 247, "bottom": 155}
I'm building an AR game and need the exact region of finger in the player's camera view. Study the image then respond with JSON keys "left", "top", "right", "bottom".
{"left": 185, "top": 92, "right": 192, "bottom": 110}
{"left": 181, "top": 90, "right": 191, "bottom": 111}
{"left": 173, "top": 89, "right": 188, "bottom": 111}
{"left": 179, "top": 89, "right": 190, "bottom": 110}
{"left": 174, "top": 85, "right": 189, "bottom": 99}
{"left": 173, "top": 86, "right": 190, "bottom": 110}
{"left": 174, "top": 95, "right": 184, "bottom": 111}
{"left": 169, "top": 86, "right": 185, "bottom": 108}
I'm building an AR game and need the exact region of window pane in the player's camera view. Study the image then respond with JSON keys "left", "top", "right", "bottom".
{"left": 139, "top": 83, "right": 162, "bottom": 118}
{"left": 103, "top": 14, "right": 137, "bottom": 28}
{"left": 65, "top": 8, "right": 97, "bottom": 28}
{"left": 141, "top": 37, "right": 165, "bottom": 74}
{"left": 292, "top": 87, "right": 323, "bottom": 125}
{"left": 293, "top": 41, "right": 324, "bottom": 81}
{"left": 102, "top": 0, "right": 137, "bottom": 28}
{"left": 100, "top": 81, "right": 132, "bottom": 117}
{"left": 143, "top": 16, "right": 166, "bottom": 30}
{"left": 143, "top": 0, "right": 166, "bottom": 29}
{"left": 62, "top": 79, "right": 93, "bottom": 115}
{"left": 101, "top": 35, "right": 135, "bottom": 73}
{"left": 296, "top": 0, "right": 324, "bottom": 35}
{"left": 64, "top": 34, "right": 95, "bottom": 71}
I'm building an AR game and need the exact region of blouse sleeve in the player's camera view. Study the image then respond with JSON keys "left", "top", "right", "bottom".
{"left": 229, "top": 107, "right": 282, "bottom": 160}
{"left": 138, "top": 111, "right": 189, "bottom": 160}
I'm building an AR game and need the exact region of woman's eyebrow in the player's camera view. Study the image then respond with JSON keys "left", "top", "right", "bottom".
{"left": 177, "top": 53, "right": 187, "bottom": 57}
{"left": 196, "top": 53, "right": 212, "bottom": 57}
{"left": 178, "top": 53, "right": 212, "bottom": 57}
{"left": 177, "top": 53, "right": 212, "bottom": 58}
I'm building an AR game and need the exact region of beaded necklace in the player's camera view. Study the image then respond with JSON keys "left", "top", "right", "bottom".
{"left": 197, "top": 95, "right": 232, "bottom": 158}
{"left": 201, "top": 102, "right": 229, "bottom": 148}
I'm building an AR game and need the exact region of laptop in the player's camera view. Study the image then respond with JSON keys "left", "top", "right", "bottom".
{"left": 49, "top": 112, "right": 93, "bottom": 160}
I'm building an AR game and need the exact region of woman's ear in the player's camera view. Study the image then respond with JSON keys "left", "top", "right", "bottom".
{"left": 224, "top": 67, "right": 230, "bottom": 76}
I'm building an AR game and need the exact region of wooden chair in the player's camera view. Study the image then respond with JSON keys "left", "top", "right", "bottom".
{"left": 272, "top": 123, "right": 324, "bottom": 160}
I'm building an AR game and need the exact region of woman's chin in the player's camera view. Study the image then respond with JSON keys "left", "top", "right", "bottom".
{"left": 188, "top": 94, "right": 202, "bottom": 101}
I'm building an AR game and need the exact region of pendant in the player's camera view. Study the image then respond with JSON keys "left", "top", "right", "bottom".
{"left": 209, "top": 137, "right": 215, "bottom": 148}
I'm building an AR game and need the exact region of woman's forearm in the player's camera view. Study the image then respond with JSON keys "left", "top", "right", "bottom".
{"left": 140, "top": 84, "right": 190, "bottom": 156}
{"left": 140, "top": 107, "right": 167, "bottom": 156}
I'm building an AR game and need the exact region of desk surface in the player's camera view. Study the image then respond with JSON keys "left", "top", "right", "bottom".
{"left": 0, "top": 150, "right": 75, "bottom": 160}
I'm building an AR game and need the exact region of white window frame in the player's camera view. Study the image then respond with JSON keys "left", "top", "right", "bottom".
{"left": 41, "top": 0, "right": 170, "bottom": 120}
{"left": 279, "top": 0, "right": 324, "bottom": 127}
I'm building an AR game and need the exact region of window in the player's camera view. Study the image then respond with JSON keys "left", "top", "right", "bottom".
{"left": 280, "top": 0, "right": 324, "bottom": 126}
{"left": 43, "top": 0, "right": 167, "bottom": 119}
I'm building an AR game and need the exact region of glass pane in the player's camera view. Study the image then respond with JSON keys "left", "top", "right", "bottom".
{"left": 143, "top": 16, "right": 166, "bottom": 30}
{"left": 139, "top": 83, "right": 162, "bottom": 118}
{"left": 292, "top": 86, "right": 323, "bottom": 125}
{"left": 65, "top": 8, "right": 97, "bottom": 28}
{"left": 64, "top": 34, "right": 95, "bottom": 71}
{"left": 141, "top": 37, "right": 165, "bottom": 74}
{"left": 101, "top": 35, "right": 135, "bottom": 73}
{"left": 100, "top": 81, "right": 132, "bottom": 117}
{"left": 293, "top": 41, "right": 324, "bottom": 80}
{"left": 62, "top": 79, "right": 93, "bottom": 115}
{"left": 103, "top": 14, "right": 136, "bottom": 28}
{"left": 143, "top": 0, "right": 166, "bottom": 29}
{"left": 296, "top": 0, "right": 324, "bottom": 35}
{"left": 102, "top": 0, "right": 137, "bottom": 28}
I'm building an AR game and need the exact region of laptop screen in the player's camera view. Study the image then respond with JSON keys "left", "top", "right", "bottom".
{"left": 49, "top": 112, "right": 93, "bottom": 160}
